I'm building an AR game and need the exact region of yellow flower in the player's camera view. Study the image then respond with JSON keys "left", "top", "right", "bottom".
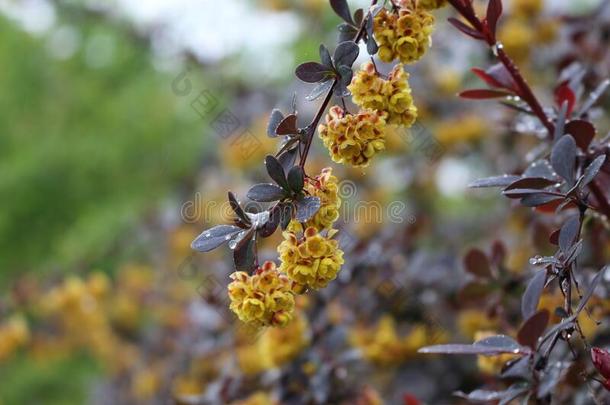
{"left": 498, "top": 19, "right": 534, "bottom": 63}
{"left": 349, "top": 62, "right": 417, "bottom": 127}
{"left": 318, "top": 106, "right": 386, "bottom": 167}
{"left": 457, "top": 310, "right": 499, "bottom": 339}
{"left": 0, "top": 314, "right": 30, "bottom": 361}
{"left": 511, "top": 0, "right": 543, "bottom": 18}
{"left": 303, "top": 168, "right": 341, "bottom": 231}
{"left": 259, "top": 314, "right": 310, "bottom": 367}
{"left": 278, "top": 226, "right": 344, "bottom": 290}
{"left": 373, "top": 6, "right": 435, "bottom": 64}
{"left": 349, "top": 315, "right": 440, "bottom": 366}
{"left": 228, "top": 261, "right": 295, "bottom": 328}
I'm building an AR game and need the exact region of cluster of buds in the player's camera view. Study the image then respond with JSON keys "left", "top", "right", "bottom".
{"left": 373, "top": 3, "right": 435, "bottom": 64}
{"left": 278, "top": 225, "right": 344, "bottom": 291}
{"left": 318, "top": 106, "right": 386, "bottom": 167}
{"left": 228, "top": 261, "right": 296, "bottom": 328}
{"left": 349, "top": 62, "right": 417, "bottom": 127}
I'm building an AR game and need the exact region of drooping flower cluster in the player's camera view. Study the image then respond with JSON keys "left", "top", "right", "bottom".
{"left": 303, "top": 167, "right": 341, "bottom": 231}
{"left": 349, "top": 62, "right": 418, "bottom": 127}
{"left": 318, "top": 106, "right": 386, "bottom": 167}
{"left": 228, "top": 261, "right": 296, "bottom": 328}
{"left": 278, "top": 225, "right": 344, "bottom": 291}
{"left": 373, "top": 4, "right": 435, "bottom": 64}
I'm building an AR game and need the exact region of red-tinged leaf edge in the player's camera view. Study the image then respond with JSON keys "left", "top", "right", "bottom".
{"left": 459, "top": 89, "right": 511, "bottom": 99}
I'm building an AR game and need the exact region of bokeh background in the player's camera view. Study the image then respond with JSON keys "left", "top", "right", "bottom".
{"left": 1, "top": 0, "right": 609, "bottom": 404}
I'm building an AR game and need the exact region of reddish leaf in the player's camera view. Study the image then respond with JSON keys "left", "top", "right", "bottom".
{"left": 517, "top": 310, "right": 549, "bottom": 349}
{"left": 486, "top": 0, "right": 503, "bottom": 40}
{"left": 471, "top": 67, "right": 505, "bottom": 89}
{"left": 555, "top": 81, "right": 576, "bottom": 116}
{"left": 565, "top": 120, "right": 596, "bottom": 150}
{"left": 403, "top": 394, "right": 420, "bottom": 405}
{"left": 459, "top": 89, "right": 510, "bottom": 99}
{"left": 275, "top": 114, "right": 298, "bottom": 136}
{"left": 592, "top": 347, "right": 610, "bottom": 379}
{"left": 549, "top": 229, "right": 560, "bottom": 245}
{"left": 447, "top": 17, "right": 485, "bottom": 40}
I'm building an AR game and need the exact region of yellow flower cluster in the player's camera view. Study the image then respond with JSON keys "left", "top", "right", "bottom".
{"left": 236, "top": 312, "right": 310, "bottom": 375}
{"left": 373, "top": 5, "right": 434, "bottom": 64}
{"left": 303, "top": 167, "right": 341, "bottom": 231}
{"left": 0, "top": 314, "right": 30, "bottom": 361}
{"left": 318, "top": 106, "right": 386, "bottom": 167}
{"left": 228, "top": 261, "right": 296, "bottom": 328}
{"left": 349, "top": 62, "right": 417, "bottom": 127}
{"left": 278, "top": 225, "right": 344, "bottom": 290}
{"left": 350, "top": 315, "right": 446, "bottom": 367}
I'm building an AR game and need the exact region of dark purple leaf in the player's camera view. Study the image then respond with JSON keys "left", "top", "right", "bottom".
{"left": 233, "top": 231, "right": 256, "bottom": 272}
{"left": 469, "top": 175, "right": 520, "bottom": 188}
{"left": 565, "top": 119, "right": 596, "bottom": 150}
{"left": 338, "top": 22, "right": 358, "bottom": 42}
{"left": 267, "top": 109, "right": 284, "bottom": 137}
{"left": 335, "top": 65, "right": 353, "bottom": 97}
{"left": 504, "top": 177, "right": 558, "bottom": 191}
{"left": 503, "top": 188, "right": 554, "bottom": 199}
{"left": 520, "top": 193, "right": 562, "bottom": 207}
{"left": 576, "top": 267, "right": 606, "bottom": 313}
{"left": 228, "top": 191, "right": 251, "bottom": 227}
{"left": 524, "top": 160, "right": 557, "bottom": 180}
{"left": 258, "top": 206, "right": 280, "bottom": 238}
{"left": 265, "top": 155, "right": 289, "bottom": 190}
{"left": 517, "top": 310, "right": 549, "bottom": 349}
{"left": 447, "top": 17, "right": 485, "bottom": 40}
{"left": 464, "top": 248, "right": 492, "bottom": 278}
{"left": 591, "top": 347, "right": 610, "bottom": 379}
{"left": 420, "top": 335, "right": 527, "bottom": 355}
{"left": 366, "top": 34, "right": 378, "bottom": 55}
{"left": 330, "top": 0, "right": 353, "bottom": 24}
{"left": 277, "top": 145, "right": 299, "bottom": 172}
{"left": 294, "top": 196, "right": 321, "bottom": 222}
{"left": 295, "top": 62, "right": 334, "bottom": 83}
{"left": 537, "top": 361, "right": 567, "bottom": 398}
{"left": 522, "top": 270, "right": 546, "bottom": 320}
{"left": 502, "top": 356, "right": 532, "bottom": 379}
{"left": 275, "top": 114, "right": 299, "bottom": 136}
{"left": 551, "top": 135, "right": 577, "bottom": 185}
{"left": 191, "top": 225, "right": 242, "bottom": 252}
{"left": 247, "top": 183, "right": 287, "bottom": 202}
{"left": 287, "top": 166, "right": 305, "bottom": 193}
{"left": 319, "top": 44, "right": 333, "bottom": 69}
{"left": 558, "top": 215, "right": 580, "bottom": 254}
{"left": 280, "top": 203, "right": 294, "bottom": 230}
{"left": 581, "top": 155, "right": 606, "bottom": 187}
{"left": 459, "top": 89, "right": 510, "bottom": 99}
{"left": 333, "top": 41, "right": 359, "bottom": 68}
